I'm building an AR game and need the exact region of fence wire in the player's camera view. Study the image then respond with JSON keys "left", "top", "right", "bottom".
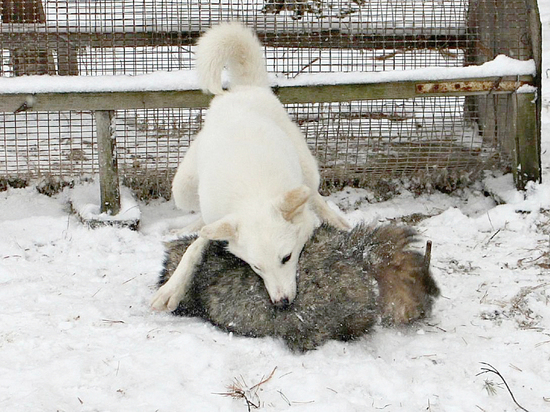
{"left": 0, "top": 0, "right": 533, "bottom": 195}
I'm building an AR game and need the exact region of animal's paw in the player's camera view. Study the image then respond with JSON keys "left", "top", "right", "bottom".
{"left": 332, "top": 213, "right": 351, "bottom": 231}
{"left": 380, "top": 298, "right": 425, "bottom": 326}
{"left": 151, "top": 283, "right": 186, "bottom": 312}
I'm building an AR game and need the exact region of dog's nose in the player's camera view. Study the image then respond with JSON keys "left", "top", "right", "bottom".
{"left": 274, "top": 297, "right": 291, "bottom": 310}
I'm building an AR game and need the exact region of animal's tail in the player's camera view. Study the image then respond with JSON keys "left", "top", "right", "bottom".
{"left": 195, "top": 22, "right": 270, "bottom": 95}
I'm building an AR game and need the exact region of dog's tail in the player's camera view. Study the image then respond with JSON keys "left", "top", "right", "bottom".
{"left": 195, "top": 22, "right": 270, "bottom": 95}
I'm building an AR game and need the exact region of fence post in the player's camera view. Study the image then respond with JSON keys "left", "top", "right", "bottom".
{"left": 467, "top": 0, "right": 541, "bottom": 189}
{"left": 95, "top": 110, "right": 121, "bottom": 215}
{"left": 525, "top": 0, "right": 542, "bottom": 185}
{"left": 513, "top": 92, "right": 540, "bottom": 188}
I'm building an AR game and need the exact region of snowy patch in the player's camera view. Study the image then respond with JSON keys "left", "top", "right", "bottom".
{"left": 0, "top": 70, "right": 199, "bottom": 94}
{"left": 483, "top": 173, "right": 525, "bottom": 205}
{"left": 516, "top": 84, "right": 538, "bottom": 94}
{"left": 69, "top": 180, "right": 141, "bottom": 227}
{"left": 1, "top": 179, "right": 549, "bottom": 411}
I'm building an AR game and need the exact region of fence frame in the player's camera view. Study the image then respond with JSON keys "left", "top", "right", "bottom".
{"left": 0, "top": 73, "right": 539, "bottom": 214}
{"left": 0, "top": 0, "right": 542, "bottom": 214}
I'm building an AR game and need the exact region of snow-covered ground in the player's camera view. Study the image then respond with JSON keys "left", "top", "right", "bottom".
{"left": 2, "top": 8, "right": 550, "bottom": 412}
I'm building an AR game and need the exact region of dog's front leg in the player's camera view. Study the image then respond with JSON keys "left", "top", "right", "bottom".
{"left": 151, "top": 236, "right": 209, "bottom": 311}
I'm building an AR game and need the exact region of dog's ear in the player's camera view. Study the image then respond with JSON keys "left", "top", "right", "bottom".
{"left": 278, "top": 186, "right": 311, "bottom": 222}
{"left": 200, "top": 217, "right": 238, "bottom": 241}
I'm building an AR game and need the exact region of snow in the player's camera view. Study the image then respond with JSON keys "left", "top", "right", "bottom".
{"left": 1, "top": 10, "right": 550, "bottom": 412}
{"left": 0, "top": 55, "right": 535, "bottom": 95}
{"left": 69, "top": 180, "right": 141, "bottom": 224}
{"left": 276, "top": 55, "right": 537, "bottom": 87}
{"left": 0, "top": 70, "right": 199, "bottom": 94}
{"left": 5, "top": 161, "right": 550, "bottom": 412}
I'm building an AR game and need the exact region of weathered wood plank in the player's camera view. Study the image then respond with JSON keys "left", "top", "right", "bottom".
{"left": 0, "top": 75, "right": 534, "bottom": 112}
{"left": 0, "top": 29, "right": 470, "bottom": 51}
{"left": 0, "top": 89, "right": 211, "bottom": 112}
{"left": 512, "top": 92, "right": 541, "bottom": 188}
{"left": 95, "top": 110, "right": 121, "bottom": 215}
{"left": 465, "top": 0, "right": 540, "bottom": 188}
{"left": 526, "top": 0, "right": 542, "bottom": 187}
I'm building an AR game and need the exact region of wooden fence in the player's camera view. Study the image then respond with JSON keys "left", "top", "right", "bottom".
{"left": 0, "top": 0, "right": 542, "bottom": 215}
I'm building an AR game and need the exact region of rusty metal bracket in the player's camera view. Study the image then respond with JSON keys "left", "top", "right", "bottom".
{"left": 416, "top": 79, "right": 528, "bottom": 95}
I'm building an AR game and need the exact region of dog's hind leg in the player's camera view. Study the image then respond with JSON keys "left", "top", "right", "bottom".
{"left": 311, "top": 193, "right": 350, "bottom": 230}
{"left": 172, "top": 140, "right": 200, "bottom": 213}
{"left": 281, "top": 124, "right": 350, "bottom": 230}
{"left": 170, "top": 215, "right": 205, "bottom": 237}
{"left": 151, "top": 236, "right": 209, "bottom": 311}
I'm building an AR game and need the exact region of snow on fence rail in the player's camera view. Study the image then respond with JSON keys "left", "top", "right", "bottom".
{"left": 0, "top": 0, "right": 542, "bottom": 212}
{"left": 0, "top": 54, "right": 536, "bottom": 96}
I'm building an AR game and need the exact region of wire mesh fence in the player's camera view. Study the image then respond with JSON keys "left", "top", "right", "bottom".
{"left": 0, "top": 0, "right": 536, "bottom": 196}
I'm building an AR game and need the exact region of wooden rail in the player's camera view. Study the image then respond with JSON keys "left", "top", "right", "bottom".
{"left": 0, "top": 75, "right": 534, "bottom": 112}
{"left": 0, "top": 73, "right": 539, "bottom": 216}
{"left": 0, "top": 26, "right": 470, "bottom": 50}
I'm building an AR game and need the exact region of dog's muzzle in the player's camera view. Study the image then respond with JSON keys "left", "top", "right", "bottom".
{"left": 273, "top": 297, "right": 291, "bottom": 310}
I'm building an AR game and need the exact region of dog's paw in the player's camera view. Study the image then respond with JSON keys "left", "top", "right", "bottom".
{"left": 151, "top": 284, "right": 186, "bottom": 312}
{"left": 332, "top": 213, "right": 351, "bottom": 231}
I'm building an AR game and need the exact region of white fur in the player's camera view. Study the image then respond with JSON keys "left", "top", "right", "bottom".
{"left": 195, "top": 22, "right": 270, "bottom": 95}
{"left": 152, "top": 22, "right": 348, "bottom": 311}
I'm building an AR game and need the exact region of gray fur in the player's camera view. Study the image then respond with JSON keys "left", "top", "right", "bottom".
{"left": 159, "top": 224, "right": 440, "bottom": 352}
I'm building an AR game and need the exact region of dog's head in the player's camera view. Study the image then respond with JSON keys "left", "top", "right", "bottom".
{"left": 199, "top": 186, "right": 316, "bottom": 308}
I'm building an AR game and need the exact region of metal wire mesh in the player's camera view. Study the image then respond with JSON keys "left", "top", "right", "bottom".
{"left": 289, "top": 94, "right": 512, "bottom": 187}
{"left": 0, "top": 110, "right": 96, "bottom": 178}
{"left": 0, "top": 0, "right": 534, "bottom": 195}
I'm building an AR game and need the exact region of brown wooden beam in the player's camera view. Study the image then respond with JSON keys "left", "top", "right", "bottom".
{"left": 0, "top": 75, "right": 534, "bottom": 113}
{"left": 0, "top": 29, "right": 471, "bottom": 51}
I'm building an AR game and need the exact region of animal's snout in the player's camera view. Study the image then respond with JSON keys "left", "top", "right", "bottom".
{"left": 273, "top": 297, "right": 291, "bottom": 310}
{"left": 262, "top": 271, "right": 297, "bottom": 310}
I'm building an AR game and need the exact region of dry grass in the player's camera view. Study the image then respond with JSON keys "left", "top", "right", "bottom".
{"left": 215, "top": 367, "right": 278, "bottom": 411}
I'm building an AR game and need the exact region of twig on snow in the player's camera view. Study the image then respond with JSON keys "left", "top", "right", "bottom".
{"left": 278, "top": 389, "right": 291, "bottom": 406}
{"left": 215, "top": 367, "right": 278, "bottom": 411}
{"left": 486, "top": 229, "right": 501, "bottom": 245}
{"left": 477, "top": 362, "right": 529, "bottom": 412}
{"left": 250, "top": 366, "right": 277, "bottom": 391}
{"left": 216, "top": 376, "right": 259, "bottom": 411}
{"left": 290, "top": 58, "right": 320, "bottom": 78}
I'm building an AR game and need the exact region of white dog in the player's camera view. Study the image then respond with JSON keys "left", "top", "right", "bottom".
{"left": 151, "top": 22, "right": 349, "bottom": 311}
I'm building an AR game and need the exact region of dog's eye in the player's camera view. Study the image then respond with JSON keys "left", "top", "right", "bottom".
{"left": 281, "top": 254, "right": 292, "bottom": 265}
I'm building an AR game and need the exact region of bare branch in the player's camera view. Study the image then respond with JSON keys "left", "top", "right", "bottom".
{"left": 477, "top": 363, "right": 529, "bottom": 412}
